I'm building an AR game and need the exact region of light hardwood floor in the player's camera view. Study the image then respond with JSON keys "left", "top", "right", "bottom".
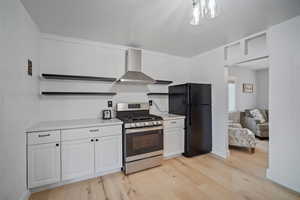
{"left": 30, "top": 139, "right": 300, "bottom": 200}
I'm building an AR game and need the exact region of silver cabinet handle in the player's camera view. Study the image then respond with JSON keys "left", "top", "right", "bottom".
{"left": 38, "top": 134, "right": 50, "bottom": 137}
{"left": 89, "top": 129, "right": 99, "bottom": 132}
{"left": 170, "top": 121, "right": 177, "bottom": 124}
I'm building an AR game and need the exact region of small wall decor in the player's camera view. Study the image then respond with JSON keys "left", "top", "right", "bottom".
{"left": 27, "top": 59, "right": 32, "bottom": 76}
{"left": 243, "top": 83, "right": 254, "bottom": 93}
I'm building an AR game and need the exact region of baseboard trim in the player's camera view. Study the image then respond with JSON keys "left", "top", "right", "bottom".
{"left": 267, "top": 168, "right": 300, "bottom": 194}
{"left": 212, "top": 149, "right": 227, "bottom": 159}
{"left": 20, "top": 190, "right": 31, "bottom": 200}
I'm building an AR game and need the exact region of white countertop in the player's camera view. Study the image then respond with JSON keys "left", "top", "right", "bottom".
{"left": 26, "top": 118, "right": 123, "bottom": 133}
{"left": 158, "top": 113, "right": 186, "bottom": 120}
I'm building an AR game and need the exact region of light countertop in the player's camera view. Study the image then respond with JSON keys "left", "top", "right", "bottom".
{"left": 26, "top": 118, "right": 123, "bottom": 133}
{"left": 158, "top": 113, "right": 186, "bottom": 120}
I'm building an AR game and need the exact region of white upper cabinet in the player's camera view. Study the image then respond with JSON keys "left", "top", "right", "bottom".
{"left": 61, "top": 139, "right": 94, "bottom": 181}
{"left": 224, "top": 32, "right": 268, "bottom": 66}
{"left": 28, "top": 142, "right": 61, "bottom": 188}
{"left": 95, "top": 135, "right": 122, "bottom": 174}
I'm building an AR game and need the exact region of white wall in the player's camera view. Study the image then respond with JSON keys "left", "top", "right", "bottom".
{"left": 0, "top": 0, "right": 40, "bottom": 200}
{"left": 39, "top": 34, "right": 190, "bottom": 121}
{"left": 256, "top": 69, "right": 269, "bottom": 109}
{"left": 228, "top": 67, "right": 257, "bottom": 111}
{"left": 190, "top": 48, "right": 228, "bottom": 158}
{"left": 267, "top": 16, "right": 300, "bottom": 193}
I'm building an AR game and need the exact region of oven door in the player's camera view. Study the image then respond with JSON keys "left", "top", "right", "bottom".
{"left": 125, "top": 126, "right": 163, "bottom": 161}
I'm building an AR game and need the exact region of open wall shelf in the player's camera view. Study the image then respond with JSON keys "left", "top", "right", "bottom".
{"left": 147, "top": 93, "right": 169, "bottom": 96}
{"left": 41, "top": 92, "right": 116, "bottom": 96}
{"left": 41, "top": 73, "right": 117, "bottom": 82}
{"left": 154, "top": 80, "right": 173, "bottom": 85}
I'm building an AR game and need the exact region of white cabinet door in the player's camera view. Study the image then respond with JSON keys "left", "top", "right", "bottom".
{"left": 28, "top": 143, "right": 61, "bottom": 188}
{"left": 95, "top": 135, "right": 122, "bottom": 174}
{"left": 61, "top": 139, "right": 94, "bottom": 181}
{"left": 164, "top": 128, "right": 184, "bottom": 158}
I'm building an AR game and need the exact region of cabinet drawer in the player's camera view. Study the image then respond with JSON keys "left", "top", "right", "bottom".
{"left": 93, "top": 125, "right": 122, "bottom": 138}
{"left": 164, "top": 119, "right": 184, "bottom": 129}
{"left": 61, "top": 127, "right": 97, "bottom": 141}
{"left": 28, "top": 130, "right": 60, "bottom": 145}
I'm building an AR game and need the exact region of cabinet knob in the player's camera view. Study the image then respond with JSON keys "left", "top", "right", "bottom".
{"left": 91, "top": 139, "right": 94, "bottom": 142}
{"left": 96, "top": 139, "right": 99, "bottom": 142}
{"left": 56, "top": 143, "right": 59, "bottom": 147}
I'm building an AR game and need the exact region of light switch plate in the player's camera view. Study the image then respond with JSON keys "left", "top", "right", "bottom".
{"left": 108, "top": 101, "right": 113, "bottom": 108}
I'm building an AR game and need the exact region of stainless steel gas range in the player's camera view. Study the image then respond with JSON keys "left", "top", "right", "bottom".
{"left": 116, "top": 103, "right": 163, "bottom": 174}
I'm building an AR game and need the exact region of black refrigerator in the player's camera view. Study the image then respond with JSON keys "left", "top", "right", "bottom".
{"left": 169, "top": 83, "right": 212, "bottom": 157}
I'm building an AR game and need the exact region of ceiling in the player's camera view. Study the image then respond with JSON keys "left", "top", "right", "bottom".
{"left": 21, "top": 0, "right": 300, "bottom": 57}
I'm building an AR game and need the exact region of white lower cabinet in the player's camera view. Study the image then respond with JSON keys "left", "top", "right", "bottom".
{"left": 163, "top": 118, "right": 185, "bottom": 158}
{"left": 164, "top": 129, "right": 184, "bottom": 157}
{"left": 95, "top": 135, "right": 122, "bottom": 174}
{"left": 27, "top": 125, "right": 122, "bottom": 189}
{"left": 28, "top": 143, "right": 61, "bottom": 188}
{"left": 61, "top": 139, "right": 94, "bottom": 181}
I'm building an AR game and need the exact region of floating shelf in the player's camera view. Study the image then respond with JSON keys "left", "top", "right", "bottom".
{"left": 147, "top": 93, "right": 169, "bottom": 96}
{"left": 41, "top": 92, "right": 117, "bottom": 96}
{"left": 41, "top": 73, "right": 117, "bottom": 82}
{"left": 154, "top": 80, "right": 173, "bottom": 85}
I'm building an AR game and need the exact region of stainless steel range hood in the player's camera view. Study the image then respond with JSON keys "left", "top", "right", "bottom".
{"left": 117, "top": 48, "right": 156, "bottom": 84}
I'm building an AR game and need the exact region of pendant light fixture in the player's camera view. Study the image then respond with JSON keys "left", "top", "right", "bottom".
{"left": 190, "top": 0, "right": 220, "bottom": 25}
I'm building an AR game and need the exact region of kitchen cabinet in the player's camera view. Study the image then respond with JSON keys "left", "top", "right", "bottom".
{"left": 163, "top": 118, "right": 185, "bottom": 158}
{"left": 95, "top": 135, "right": 122, "bottom": 174}
{"left": 27, "top": 121, "right": 123, "bottom": 189}
{"left": 28, "top": 142, "right": 61, "bottom": 188}
{"left": 61, "top": 139, "right": 94, "bottom": 181}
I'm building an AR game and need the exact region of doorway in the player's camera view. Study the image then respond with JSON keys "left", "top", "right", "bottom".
{"left": 226, "top": 59, "right": 270, "bottom": 178}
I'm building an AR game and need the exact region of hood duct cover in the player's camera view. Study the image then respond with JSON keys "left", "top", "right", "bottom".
{"left": 117, "top": 48, "right": 156, "bottom": 84}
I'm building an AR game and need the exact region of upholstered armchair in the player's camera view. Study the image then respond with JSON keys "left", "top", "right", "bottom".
{"left": 243, "top": 109, "right": 269, "bottom": 138}
{"left": 228, "top": 112, "right": 256, "bottom": 153}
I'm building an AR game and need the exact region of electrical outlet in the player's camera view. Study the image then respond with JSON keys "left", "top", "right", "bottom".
{"left": 27, "top": 59, "right": 32, "bottom": 76}
{"left": 149, "top": 100, "right": 153, "bottom": 106}
{"left": 108, "top": 100, "right": 113, "bottom": 108}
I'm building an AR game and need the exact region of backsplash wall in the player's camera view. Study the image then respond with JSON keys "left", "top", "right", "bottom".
{"left": 39, "top": 34, "right": 190, "bottom": 121}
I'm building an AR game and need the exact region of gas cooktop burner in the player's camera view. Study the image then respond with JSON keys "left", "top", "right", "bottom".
{"left": 116, "top": 103, "right": 163, "bottom": 129}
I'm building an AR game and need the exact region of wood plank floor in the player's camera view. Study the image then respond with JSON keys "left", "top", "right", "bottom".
{"left": 30, "top": 139, "right": 300, "bottom": 200}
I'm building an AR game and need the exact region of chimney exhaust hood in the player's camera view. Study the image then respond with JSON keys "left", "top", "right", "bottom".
{"left": 117, "top": 48, "right": 156, "bottom": 84}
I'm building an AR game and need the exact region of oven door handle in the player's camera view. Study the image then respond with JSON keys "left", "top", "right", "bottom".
{"left": 125, "top": 126, "right": 163, "bottom": 134}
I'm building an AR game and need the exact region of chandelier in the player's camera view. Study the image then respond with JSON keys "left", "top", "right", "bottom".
{"left": 191, "top": 0, "right": 220, "bottom": 25}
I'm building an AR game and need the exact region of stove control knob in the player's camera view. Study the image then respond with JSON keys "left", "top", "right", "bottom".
{"left": 144, "top": 122, "right": 149, "bottom": 126}
{"left": 157, "top": 121, "right": 162, "bottom": 125}
{"left": 153, "top": 121, "right": 157, "bottom": 125}
{"left": 130, "top": 123, "right": 135, "bottom": 128}
{"left": 136, "top": 123, "right": 141, "bottom": 127}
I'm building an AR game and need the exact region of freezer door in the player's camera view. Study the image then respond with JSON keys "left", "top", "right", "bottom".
{"left": 168, "top": 84, "right": 188, "bottom": 115}
{"left": 190, "top": 84, "right": 211, "bottom": 105}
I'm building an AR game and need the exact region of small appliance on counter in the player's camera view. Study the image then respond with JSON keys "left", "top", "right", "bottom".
{"left": 102, "top": 109, "right": 112, "bottom": 120}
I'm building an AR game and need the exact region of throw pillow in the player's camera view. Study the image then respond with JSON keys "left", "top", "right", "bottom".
{"left": 250, "top": 109, "right": 266, "bottom": 124}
